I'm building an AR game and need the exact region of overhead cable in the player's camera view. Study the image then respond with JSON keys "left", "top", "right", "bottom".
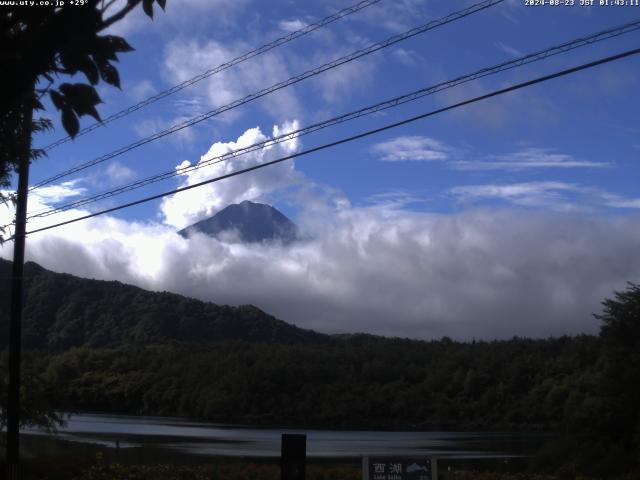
{"left": 30, "top": 0, "right": 504, "bottom": 190}
{"left": 17, "top": 46, "right": 640, "bottom": 239}
{"left": 41, "top": 0, "right": 385, "bottom": 151}
{"left": 28, "top": 19, "right": 640, "bottom": 219}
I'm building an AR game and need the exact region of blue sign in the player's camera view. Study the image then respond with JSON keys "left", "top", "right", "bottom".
{"left": 364, "top": 457, "right": 435, "bottom": 480}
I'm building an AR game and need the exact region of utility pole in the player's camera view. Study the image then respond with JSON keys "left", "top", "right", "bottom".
{"left": 6, "top": 89, "right": 34, "bottom": 480}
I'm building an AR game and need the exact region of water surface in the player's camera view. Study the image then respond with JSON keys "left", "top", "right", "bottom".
{"left": 27, "top": 413, "right": 547, "bottom": 459}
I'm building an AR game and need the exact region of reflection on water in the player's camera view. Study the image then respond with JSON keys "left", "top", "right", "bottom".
{"left": 25, "top": 413, "right": 548, "bottom": 459}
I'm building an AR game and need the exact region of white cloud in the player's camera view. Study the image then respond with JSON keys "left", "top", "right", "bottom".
{"left": 3, "top": 196, "right": 640, "bottom": 340}
{"left": 454, "top": 148, "right": 610, "bottom": 170}
{"left": 0, "top": 182, "right": 86, "bottom": 238}
{"left": 103, "top": 0, "right": 250, "bottom": 37}
{"left": 600, "top": 193, "right": 640, "bottom": 209}
{"left": 159, "top": 120, "right": 303, "bottom": 229}
{"left": 162, "top": 38, "right": 301, "bottom": 123}
{"left": 450, "top": 181, "right": 640, "bottom": 212}
{"left": 31, "top": 180, "right": 86, "bottom": 204}
{"left": 371, "top": 136, "right": 450, "bottom": 161}
{"left": 132, "top": 115, "right": 198, "bottom": 146}
{"left": 4, "top": 128, "right": 639, "bottom": 342}
{"left": 366, "top": 190, "right": 431, "bottom": 210}
{"left": 436, "top": 74, "right": 559, "bottom": 131}
{"left": 288, "top": 35, "right": 380, "bottom": 106}
{"left": 391, "top": 48, "right": 420, "bottom": 67}
{"left": 451, "top": 181, "right": 591, "bottom": 212}
{"left": 499, "top": 0, "right": 522, "bottom": 24}
{"left": 279, "top": 19, "right": 306, "bottom": 33}
{"left": 356, "top": 0, "right": 429, "bottom": 33}
{"left": 451, "top": 182, "right": 575, "bottom": 199}
{"left": 494, "top": 41, "right": 523, "bottom": 58}
{"left": 128, "top": 80, "right": 157, "bottom": 102}
{"left": 106, "top": 162, "right": 136, "bottom": 183}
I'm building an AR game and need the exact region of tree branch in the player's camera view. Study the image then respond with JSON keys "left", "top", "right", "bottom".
{"left": 99, "top": 0, "right": 141, "bottom": 31}
{"left": 100, "top": 0, "right": 120, "bottom": 15}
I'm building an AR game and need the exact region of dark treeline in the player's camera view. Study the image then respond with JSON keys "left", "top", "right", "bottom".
{"left": 0, "top": 260, "right": 638, "bottom": 476}
{"left": 19, "top": 335, "right": 600, "bottom": 431}
{"left": 0, "top": 259, "right": 327, "bottom": 349}
{"left": 0, "top": 333, "right": 630, "bottom": 475}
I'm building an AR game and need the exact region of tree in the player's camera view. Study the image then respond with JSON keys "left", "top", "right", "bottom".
{"left": 594, "top": 283, "right": 640, "bottom": 472}
{"left": 0, "top": 0, "right": 167, "bottom": 429}
{"left": 0, "top": 0, "right": 166, "bottom": 237}
{"left": 0, "top": 352, "right": 63, "bottom": 433}
{"left": 559, "top": 283, "right": 640, "bottom": 476}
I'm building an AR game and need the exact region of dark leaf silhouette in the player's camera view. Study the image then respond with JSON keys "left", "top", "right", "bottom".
{"left": 49, "top": 90, "right": 66, "bottom": 110}
{"left": 61, "top": 108, "right": 79, "bottom": 138}
{"left": 143, "top": 0, "right": 154, "bottom": 18}
{"left": 60, "top": 50, "right": 100, "bottom": 85}
{"left": 59, "top": 83, "right": 103, "bottom": 121}
{"left": 103, "top": 35, "right": 135, "bottom": 53}
{"left": 98, "top": 63, "right": 121, "bottom": 89}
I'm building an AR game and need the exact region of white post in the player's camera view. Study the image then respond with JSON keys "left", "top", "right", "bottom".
{"left": 362, "top": 456, "right": 369, "bottom": 480}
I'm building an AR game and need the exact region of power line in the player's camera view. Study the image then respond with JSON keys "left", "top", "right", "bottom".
{"left": 17, "top": 46, "right": 640, "bottom": 239}
{"left": 40, "top": 0, "right": 384, "bottom": 151}
{"left": 30, "top": 0, "right": 504, "bottom": 191}
{"left": 27, "top": 19, "right": 640, "bottom": 219}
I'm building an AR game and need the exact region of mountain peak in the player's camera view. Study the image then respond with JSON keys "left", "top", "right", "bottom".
{"left": 178, "top": 201, "right": 300, "bottom": 244}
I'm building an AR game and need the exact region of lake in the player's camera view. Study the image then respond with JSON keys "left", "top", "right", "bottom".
{"left": 24, "top": 413, "right": 548, "bottom": 461}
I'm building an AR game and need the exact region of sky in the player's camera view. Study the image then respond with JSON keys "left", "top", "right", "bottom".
{"left": 2, "top": 0, "right": 640, "bottom": 340}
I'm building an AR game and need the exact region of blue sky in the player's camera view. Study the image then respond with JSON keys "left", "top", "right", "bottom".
{"left": 2, "top": 0, "right": 639, "bottom": 339}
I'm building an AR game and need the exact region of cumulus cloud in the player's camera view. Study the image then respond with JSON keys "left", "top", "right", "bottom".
{"left": 3, "top": 197, "right": 640, "bottom": 340}
{"left": 106, "top": 162, "right": 137, "bottom": 183}
{"left": 306, "top": 45, "right": 378, "bottom": 105}
{"left": 133, "top": 115, "right": 198, "bottom": 146}
{"left": 371, "top": 136, "right": 451, "bottom": 161}
{"left": 31, "top": 180, "right": 86, "bottom": 204}
{"left": 1, "top": 182, "right": 86, "bottom": 238}
{"left": 159, "top": 120, "right": 303, "bottom": 229}
{"left": 128, "top": 80, "right": 157, "bottom": 102}
{"left": 356, "top": 0, "right": 429, "bottom": 33}
{"left": 163, "top": 38, "right": 301, "bottom": 123}
{"left": 3, "top": 126, "right": 639, "bottom": 342}
{"left": 103, "top": 0, "right": 250, "bottom": 37}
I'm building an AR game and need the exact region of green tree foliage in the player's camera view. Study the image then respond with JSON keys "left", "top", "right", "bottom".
{"left": 563, "top": 283, "right": 640, "bottom": 475}
{"left": 0, "top": 0, "right": 166, "bottom": 237}
{"left": 0, "top": 352, "right": 63, "bottom": 432}
{"left": 35, "top": 336, "right": 600, "bottom": 431}
{"left": 0, "top": 260, "right": 327, "bottom": 350}
{"left": 2, "top": 260, "right": 639, "bottom": 475}
{"left": 0, "top": 0, "right": 167, "bottom": 428}
{"left": 532, "top": 283, "right": 640, "bottom": 477}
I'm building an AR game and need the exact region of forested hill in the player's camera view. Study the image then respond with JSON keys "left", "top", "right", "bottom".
{"left": 0, "top": 259, "right": 328, "bottom": 350}
{"left": 1, "top": 258, "right": 639, "bottom": 475}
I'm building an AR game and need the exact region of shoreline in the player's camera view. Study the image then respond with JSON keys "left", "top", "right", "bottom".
{"left": 54, "top": 410, "right": 556, "bottom": 435}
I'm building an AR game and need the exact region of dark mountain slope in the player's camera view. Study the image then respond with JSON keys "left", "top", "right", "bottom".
{"left": 178, "top": 200, "right": 300, "bottom": 244}
{"left": 0, "top": 259, "right": 328, "bottom": 350}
